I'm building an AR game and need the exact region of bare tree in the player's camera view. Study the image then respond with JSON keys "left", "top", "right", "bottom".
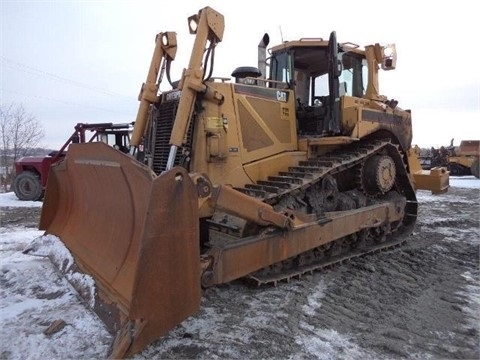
{"left": 0, "top": 103, "right": 44, "bottom": 186}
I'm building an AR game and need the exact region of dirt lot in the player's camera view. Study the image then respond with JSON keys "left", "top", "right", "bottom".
{"left": 1, "top": 186, "right": 479, "bottom": 359}
{"left": 1, "top": 207, "right": 41, "bottom": 228}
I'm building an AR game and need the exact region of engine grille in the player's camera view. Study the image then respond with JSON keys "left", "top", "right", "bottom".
{"left": 150, "top": 98, "right": 194, "bottom": 175}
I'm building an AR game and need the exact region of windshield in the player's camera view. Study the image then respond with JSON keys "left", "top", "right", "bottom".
{"left": 270, "top": 47, "right": 367, "bottom": 104}
{"left": 339, "top": 52, "right": 366, "bottom": 98}
{"left": 270, "top": 51, "right": 291, "bottom": 86}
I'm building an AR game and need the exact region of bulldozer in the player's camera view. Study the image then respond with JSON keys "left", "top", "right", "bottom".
{"left": 39, "top": 6, "right": 448, "bottom": 358}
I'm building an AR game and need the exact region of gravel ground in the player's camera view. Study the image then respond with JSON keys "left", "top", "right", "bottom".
{"left": 1, "top": 186, "right": 479, "bottom": 359}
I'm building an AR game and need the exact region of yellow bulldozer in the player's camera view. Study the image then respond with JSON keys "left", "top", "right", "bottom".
{"left": 39, "top": 6, "right": 449, "bottom": 358}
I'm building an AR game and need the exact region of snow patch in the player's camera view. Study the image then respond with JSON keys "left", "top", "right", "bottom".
{"left": 0, "top": 298, "right": 46, "bottom": 321}
{"left": 459, "top": 271, "right": 480, "bottom": 332}
{"left": 449, "top": 176, "right": 480, "bottom": 189}
{"left": 295, "top": 321, "right": 375, "bottom": 360}
{"left": 416, "top": 192, "right": 475, "bottom": 203}
{"left": 0, "top": 191, "right": 44, "bottom": 207}
{"left": 24, "top": 235, "right": 97, "bottom": 308}
{"left": 302, "top": 280, "right": 327, "bottom": 316}
{"left": 0, "top": 227, "right": 111, "bottom": 359}
{"left": 0, "top": 227, "right": 44, "bottom": 251}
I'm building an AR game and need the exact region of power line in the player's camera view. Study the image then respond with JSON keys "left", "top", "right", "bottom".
{"left": 1, "top": 56, "right": 133, "bottom": 100}
{"left": 2, "top": 88, "right": 131, "bottom": 115}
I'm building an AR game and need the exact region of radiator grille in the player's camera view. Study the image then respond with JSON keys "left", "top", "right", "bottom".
{"left": 150, "top": 99, "right": 194, "bottom": 175}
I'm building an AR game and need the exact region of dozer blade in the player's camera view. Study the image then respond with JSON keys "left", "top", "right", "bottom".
{"left": 39, "top": 142, "right": 201, "bottom": 358}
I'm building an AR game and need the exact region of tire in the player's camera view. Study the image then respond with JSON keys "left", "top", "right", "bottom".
{"left": 13, "top": 171, "right": 44, "bottom": 201}
{"left": 448, "top": 163, "right": 461, "bottom": 176}
{"left": 471, "top": 158, "right": 480, "bottom": 178}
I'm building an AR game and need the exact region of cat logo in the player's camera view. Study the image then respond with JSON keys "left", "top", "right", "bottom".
{"left": 276, "top": 91, "right": 287, "bottom": 102}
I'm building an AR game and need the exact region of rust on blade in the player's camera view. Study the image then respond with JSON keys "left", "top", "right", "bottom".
{"left": 40, "top": 143, "right": 155, "bottom": 310}
{"left": 40, "top": 142, "right": 201, "bottom": 358}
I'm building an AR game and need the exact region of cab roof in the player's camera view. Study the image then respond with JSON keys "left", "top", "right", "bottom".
{"left": 270, "top": 38, "right": 366, "bottom": 56}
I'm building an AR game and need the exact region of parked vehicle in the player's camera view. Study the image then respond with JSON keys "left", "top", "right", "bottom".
{"left": 13, "top": 122, "right": 133, "bottom": 200}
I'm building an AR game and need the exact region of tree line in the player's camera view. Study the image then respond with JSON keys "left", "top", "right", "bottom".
{"left": 0, "top": 103, "right": 44, "bottom": 189}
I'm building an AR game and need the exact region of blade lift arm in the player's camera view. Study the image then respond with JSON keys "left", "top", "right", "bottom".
{"left": 166, "top": 6, "right": 225, "bottom": 171}
{"left": 129, "top": 32, "right": 178, "bottom": 152}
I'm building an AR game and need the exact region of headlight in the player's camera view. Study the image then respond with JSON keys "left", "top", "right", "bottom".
{"left": 162, "top": 34, "right": 169, "bottom": 46}
{"left": 381, "top": 44, "right": 397, "bottom": 70}
{"left": 188, "top": 16, "right": 198, "bottom": 34}
{"left": 383, "top": 45, "right": 394, "bottom": 57}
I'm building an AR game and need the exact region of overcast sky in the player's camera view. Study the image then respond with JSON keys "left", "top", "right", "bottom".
{"left": 1, "top": 0, "right": 479, "bottom": 149}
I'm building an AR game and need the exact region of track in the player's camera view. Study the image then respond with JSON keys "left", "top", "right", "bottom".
{"left": 248, "top": 231, "right": 408, "bottom": 286}
{"left": 210, "top": 138, "right": 418, "bottom": 286}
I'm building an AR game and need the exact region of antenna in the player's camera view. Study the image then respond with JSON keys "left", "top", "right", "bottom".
{"left": 279, "top": 26, "right": 284, "bottom": 43}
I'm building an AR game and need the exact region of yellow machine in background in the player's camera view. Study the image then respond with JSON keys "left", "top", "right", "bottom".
{"left": 446, "top": 140, "right": 479, "bottom": 177}
{"left": 39, "top": 6, "right": 448, "bottom": 358}
{"left": 409, "top": 145, "right": 449, "bottom": 194}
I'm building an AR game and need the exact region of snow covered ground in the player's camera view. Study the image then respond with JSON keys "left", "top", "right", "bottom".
{"left": 0, "top": 192, "right": 44, "bottom": 208}
{"left": 1, "top": 176, "right": 479, "bottom": 359}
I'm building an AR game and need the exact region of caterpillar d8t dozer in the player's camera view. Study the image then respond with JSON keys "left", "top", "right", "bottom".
{"left": 39, "top": 6, "right": 448, "bottom": 358}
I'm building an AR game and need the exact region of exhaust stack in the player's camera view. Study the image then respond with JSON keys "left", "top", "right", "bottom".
{"left": 258, "top": 33, "right": 270, "bottom": 78}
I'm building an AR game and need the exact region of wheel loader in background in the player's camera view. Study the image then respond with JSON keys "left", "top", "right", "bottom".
{"left": 39, "top": 6, "right": 449, "bottom": 358}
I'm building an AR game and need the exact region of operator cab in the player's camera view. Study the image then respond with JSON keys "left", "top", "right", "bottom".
{"left": 268, "top": 32, "right": 367, "bottom": 136}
